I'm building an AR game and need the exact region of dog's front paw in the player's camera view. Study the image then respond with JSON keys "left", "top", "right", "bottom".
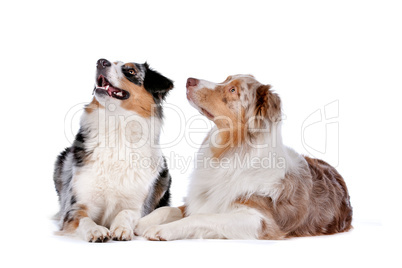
{"left": 85, "top": 225, "right": 110, "bottom": 243}
{"left": 135, "top": 218, "right": 154, "bottom": 237}
{"left": 110, "top": 225, "right": 134, "bottom": 241}
{"left": 142, "top": 225, "right": 166, "bottom": 241}
{"left": 142, "top": 225, "right": 179, "bottom": 241}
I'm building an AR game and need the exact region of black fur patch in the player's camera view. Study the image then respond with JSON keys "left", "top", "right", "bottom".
{"left": 53, "top": 127, "right": 92, "bottom": 224}
{"left": 141, "top": 156, "right": 172, "bottom": 216}
{"left": 143, "top": 64, "right": 173, "bottom": 118}
{"left": 122, "top": 64, "right": 143, "bottom": 86}
{"left": 122, "top": 63, "right": 173, "bottom": 118}
{"left": 71, "top": 128, "right": 88, "bottom": 167}
{"left": 143, "top": 64, "right": 174, "bottom": 100}
{"left": 53, "top": 147, "right": 71, "bottom": 196}
{"left": 156, "top": 186, "right": 171, "bottom": 209}
{"left": 70, "top": 195, "right": 77, "bottom": 206}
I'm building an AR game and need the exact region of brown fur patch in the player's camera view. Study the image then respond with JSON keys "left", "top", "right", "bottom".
{"left": 223, "top": 76, "right": 233, "bottom": 83}
{"left": 123, "top": 63, "right": 139, "bottom": 73}
{"left": 254, "top": 85, "right": 281, "bottom": 126}
{"left": 118, "top": 76, "right": 155, "bottom": 117}
{"left": 124, "top": 63, "right": 135, "bottom": 68}
{"left": 192, "top": 78, "right": 282, "bottom": 159}
{"left": 236, "top": 197, "right": 286, "bottom": 239}
{"left": 209, "top": 82, "right": 281, "bottom": 158}
{"left": 236, "top": 157, "right": 352, "bottom": 238}
{"left": 62, "top": 204, "right": 88, "bottom": 232}
{"left": 272, "top": 157, "right": 352, "bottom": 237}
{"left": 85, "top": 97, "right": 104, "bottom": 113}
{"left": 190, "top": 80, "right": 246, "bottom": 158}
{"left": 211, "top": 124, "right": 245, "bottom": 158}
{"left": 301, "top": 156, "right": 353, "bottom": 235}
{"left": 178, "top": 205, "right": 187, "bottom": 217}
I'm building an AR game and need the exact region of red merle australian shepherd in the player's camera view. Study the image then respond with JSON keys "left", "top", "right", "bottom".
{"left": 53, "top": 59, "right": 173, "bottom": 242}
{"left": 136, "top": 74, "right": 352, "bottom": 240}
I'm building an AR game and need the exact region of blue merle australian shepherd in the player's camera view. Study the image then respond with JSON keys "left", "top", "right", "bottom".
{"left": 53, "top": 59, "right": 173, "bottom": 242}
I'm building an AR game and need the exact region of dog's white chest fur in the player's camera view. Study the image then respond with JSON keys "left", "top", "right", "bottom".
{"left": 73, "top": 110, "right": 162, "bottom": 227}
{"left": 185, "top": 126, "right": 306, "bottom": 216}
{"left": 75, "top": 151, "right": 158, "bottom": 227}
{"left": 186, "top": 144, "right": 290, "bottom": 215}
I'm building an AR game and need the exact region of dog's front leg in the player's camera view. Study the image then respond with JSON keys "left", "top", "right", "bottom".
{"left": 135, "top": 206, "right": 184, "bottom": 236}
{"left": 142, "top": 207, "right": 264, "bottom": 241}
{"left": 61, "top": 204, "right": 110, "bottom": 242}
{"left": 76, "top": 217, "right": 110, "bottom": 242}
{"left": 110, "top": 209, "right": 141, "bottom": 241}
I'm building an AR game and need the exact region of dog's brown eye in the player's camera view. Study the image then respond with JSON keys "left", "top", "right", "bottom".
{"left": 128, "top": 70, "right": 135, "bottom": 75}
{"left": 230, "top": 88, "right": 236, "bottom": 93}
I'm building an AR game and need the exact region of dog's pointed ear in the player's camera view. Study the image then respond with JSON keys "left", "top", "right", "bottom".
{"left": 143, "top": 63, "right": 174, "bottom": 101}
{"left": 251, "top": 84, "right": 282, "bottom": 130}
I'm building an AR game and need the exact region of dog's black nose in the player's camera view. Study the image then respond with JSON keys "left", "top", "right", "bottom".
{"left": 97, "top": 58, "right": 111, "bottom": 69}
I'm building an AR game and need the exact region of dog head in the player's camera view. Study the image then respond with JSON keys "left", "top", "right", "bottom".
{"left": 186, "top": 74, "right": 281, "bottom": 157}
{"left": 91, "top": 58, "right": 173, "bottom": 118}
{"left": 186, "top": 74, "right": 281, "bottom": 130}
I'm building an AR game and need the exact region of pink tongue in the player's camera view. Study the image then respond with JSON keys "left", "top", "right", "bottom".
{"left": 107, "top": 86, "right": 119, "bottom": 96}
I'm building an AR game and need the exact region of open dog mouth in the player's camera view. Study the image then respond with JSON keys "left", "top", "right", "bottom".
{"left": 94, "top": 75, "right": 130, "bottom": 100}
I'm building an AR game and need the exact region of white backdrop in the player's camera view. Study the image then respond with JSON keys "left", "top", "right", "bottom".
{"left": 1, "top": 0, "right": 400, "bottom": 267}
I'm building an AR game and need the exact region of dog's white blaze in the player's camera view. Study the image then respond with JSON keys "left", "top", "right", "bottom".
{"left": 196, "top": 79, "right": 218, "bottom": 91}
{"left": 105, "top": 61, "right": 125, "bottom": 89}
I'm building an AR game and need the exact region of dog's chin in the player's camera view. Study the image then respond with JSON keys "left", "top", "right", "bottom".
{"left": 200, "top": 107, "right": 214, "bottom": 120}
{"left": 188, "top": 98, "right": 215, "bottom": 121}
{"left": 94, "top": 88, "right": 108, "bottom": 98}
{"left": 94, "top": 89, "right": 120, "bottom": 106}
